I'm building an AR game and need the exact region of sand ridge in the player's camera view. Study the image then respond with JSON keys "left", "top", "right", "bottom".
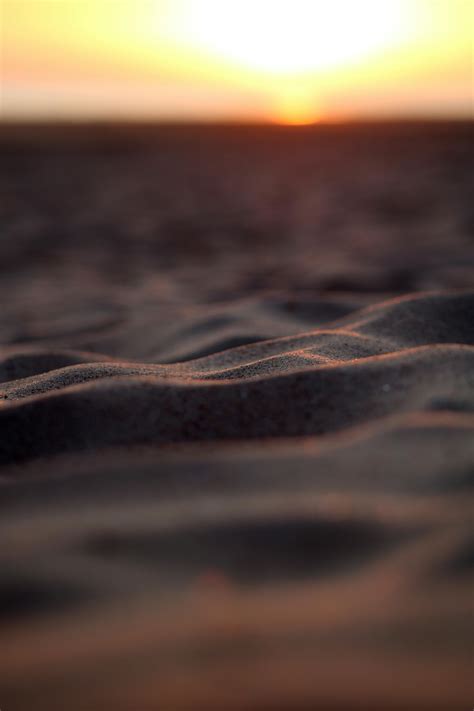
{"left": 0, "top": 291, "right": 472, "bottom": 466}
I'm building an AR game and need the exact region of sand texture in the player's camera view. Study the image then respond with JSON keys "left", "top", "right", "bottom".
{"left": 0, "top": 123, "right": 473, "bottom": 710}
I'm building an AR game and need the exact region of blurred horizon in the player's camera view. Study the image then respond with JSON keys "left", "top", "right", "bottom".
{"left": 1, "top": 0, "right": 473, "bottom": 124}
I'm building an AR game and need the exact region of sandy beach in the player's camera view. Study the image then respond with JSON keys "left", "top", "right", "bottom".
{"left": 0, "top": 122, "right": 473, "bottom": 710}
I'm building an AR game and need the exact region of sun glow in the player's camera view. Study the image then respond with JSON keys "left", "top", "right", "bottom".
{"left": 171, "top": 0, "right": 409, "bottom": 75}
{"left": 159, "top": 0, "right": 413, "bottom": 123}
{"left": 2, "top": 0, "right": 472, "bottom": 122}
{"left": 269, "top": 82, "right": 320, "bottom": 125}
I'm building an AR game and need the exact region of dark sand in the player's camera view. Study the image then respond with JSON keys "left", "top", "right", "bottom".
{"left": 0, "top": 123, "right": 473, "bottom": 710}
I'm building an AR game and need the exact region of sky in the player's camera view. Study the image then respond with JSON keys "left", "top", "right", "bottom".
{"left": 1, "top": 0, "right": 473, "bottom": 123}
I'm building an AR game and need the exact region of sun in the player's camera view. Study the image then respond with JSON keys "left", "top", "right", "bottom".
{"left": 173, "top": 0, "right": 409, "bottom": 75}
{"left": 158, "top": 0, "right": 411, "bottom": 123}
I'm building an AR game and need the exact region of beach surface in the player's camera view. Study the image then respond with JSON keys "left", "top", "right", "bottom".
{"left": 0, "top": 123, "right": 473, "bottom": 710}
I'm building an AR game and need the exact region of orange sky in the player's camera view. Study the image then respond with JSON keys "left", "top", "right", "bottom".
{"left": 1, "top": 0, "right": 472, "bottom": 122}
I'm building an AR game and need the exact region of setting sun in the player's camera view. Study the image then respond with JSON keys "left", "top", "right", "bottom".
{"left": 162, "top": 0, "right": 413, "bottom": 123}
{"left": 170, "top": 0, "right": 409, "bottom": 74}
{"left": 1, "top": 0, "right": 472, "bottom": 122}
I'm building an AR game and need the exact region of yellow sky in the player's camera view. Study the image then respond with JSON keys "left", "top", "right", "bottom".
{"left": 1, "top": 0, "right": 472, "bottom": 122}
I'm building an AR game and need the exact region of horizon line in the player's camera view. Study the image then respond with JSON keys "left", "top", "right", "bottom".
{"left": 1, "top": 114, "right": 473, "bottom": 128}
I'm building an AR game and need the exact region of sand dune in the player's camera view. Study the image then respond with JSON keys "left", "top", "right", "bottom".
{"left": 0, "top": 289, "right": 473, "bottom": 710}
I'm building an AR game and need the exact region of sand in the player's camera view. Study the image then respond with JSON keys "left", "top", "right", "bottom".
{"left": 0, "top": 123, "right": 473, "bottom": 710}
